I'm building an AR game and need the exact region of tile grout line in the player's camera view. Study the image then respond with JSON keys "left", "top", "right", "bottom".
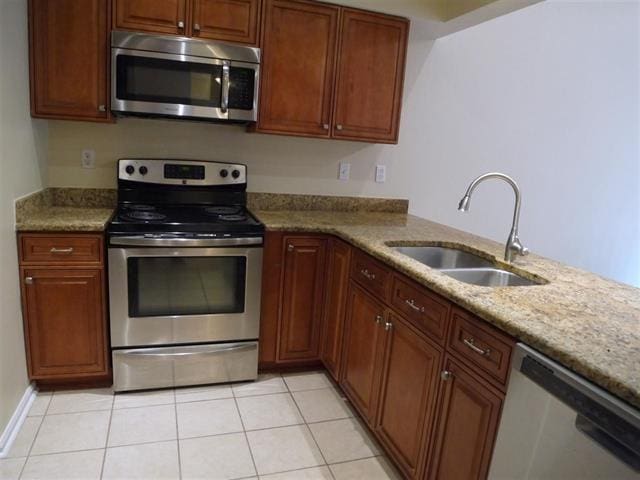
{"left": 231, "top": 390, "right": 260, "bottom": 479}
{"left": 98, "top": 392, "right": 116, "bottom": 479}
{"left": 17, "top": 392, "right": 48, "bottom": 479}
{"left": 172, "top": 389, "right": 183, "bottom": 480}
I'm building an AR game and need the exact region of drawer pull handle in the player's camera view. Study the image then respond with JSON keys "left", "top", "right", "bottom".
{"left": 25, "top": 276, "right": 33, "bottom": 285}
{"left": 360, "top": 268, "right": 376, "bottom": 280}
{"left": 384, "top": 321, "right": 393, "bottom": 331}
{"left": 375, "top": 315, "right": 383, "bottom": 324}
{"left": 463, "top": 338, "right": 491, "bottom": 357}
{"left": 405, "top": 298, "right": 425, "bottom": 313}
{"left": 441, "top": 370, "right": 453, "bottom": 381}
{"left": 50, "top": 247, "right": 74, "bottom": 254}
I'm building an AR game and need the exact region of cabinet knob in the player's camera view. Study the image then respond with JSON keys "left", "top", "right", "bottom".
{"left": 322, "top": 124, "right": 329, "bottom": 130}
{"left": 24, "top": 277, "right": 33, "bottom": 285}
{"left": 384, "top": 321, "right": 393, "bottom": 331}
{"left": 375, "top": 315, "right": 383, "bottom": 324}
{"left": 193, "top": 23, "right": 201, "bottom": 32}
{"left": 440, "top": 370, "right": 453, "bottom": 381}
{"left": 336, "top": 124, "right": 343, "bottom": 131}
{"left": 287, "top": 244, "right": 294, "bottom": 252}
{"left": 178, "top": 20, "right": 185, "bottom": 29}
{"left": 98, "top": 104, "right": 106, "bottom": 112}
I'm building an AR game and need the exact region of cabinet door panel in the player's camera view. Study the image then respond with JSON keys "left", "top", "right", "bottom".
{"left": 22, "top": 268, "right": 107, "bottom": 378}
{"left": 375, "top": 313, "right": 442, "bottom": 478}
{"left": 320, "top": 238, "right": 351, "bottom": 380}
{"left": 29, "top": 0, "right": 109, "bottom": 121}
{"left": 258, "top": 231, "right": 283, "bottom": 366}
{"left": 257, "top": 0, "right": 339, "bottom": 137}
{"left": 278, "top": 236, "right": 327, "bottom": 361}
{"left": 340, "top": 283, "right": 386, "bottom": 424}
{"left": 332, "top": 9, "right": 408, "bottom": 143}
{"left": 192, "top": 0, "right": 260, "bottom": 45}
{"left": 114, "top": 0, "right": 187, "bottom": 35}
{"left": 427, "top": 357, "right": 503, "bottom": 480}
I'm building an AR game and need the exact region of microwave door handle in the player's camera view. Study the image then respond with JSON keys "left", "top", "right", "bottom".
{"left": 221, "top": 63, "right": 230, "bottom": 114}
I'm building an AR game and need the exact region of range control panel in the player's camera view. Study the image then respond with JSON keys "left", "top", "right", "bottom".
{"left": 118, "top": 159, "right": 246, "bottom": 186}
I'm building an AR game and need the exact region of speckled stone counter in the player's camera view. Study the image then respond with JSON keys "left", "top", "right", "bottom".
{"left": 254, "top": 209, "right": 640, "bottom": 409}
{"left": 15, "top": 188, "right": 116, "bottom": 232}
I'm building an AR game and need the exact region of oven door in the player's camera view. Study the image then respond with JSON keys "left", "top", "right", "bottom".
{"left": 108, "top": 246, "right": 262, "bottom": 347}
{"left": 111, "top": 48, "right": 258, "bottom": 122}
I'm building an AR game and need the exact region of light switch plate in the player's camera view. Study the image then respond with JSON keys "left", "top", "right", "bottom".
{"left": 339, "top": 162, "right": 351, "bottom": 181}
{"left": 81, "top": 149, "right": 96, "bottom": 169}
{"left": 375, "top": 165, "right": 386, "bottom": 183}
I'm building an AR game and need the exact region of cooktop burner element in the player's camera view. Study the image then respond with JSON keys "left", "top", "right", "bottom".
{"left": 218, "top": 214, "right": 247, "bottom": 222}
{"left": 120, "top": 211, "right": 167, "bottom": 222}
{"left": 204, "top": 206, "right": 242, "bottom": 216}
{"left": 126, "top": 204, "right": 156, "bottom": 211}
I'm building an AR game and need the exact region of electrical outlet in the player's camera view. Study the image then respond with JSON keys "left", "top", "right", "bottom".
{"left": 81, "top": 149, "right": 96, "bottom": 169}
{"left": 339, "top": 162, "right": 351, "bottom": 181}
{"left": 375, "top": 165, "right": 386, "bottom": 183}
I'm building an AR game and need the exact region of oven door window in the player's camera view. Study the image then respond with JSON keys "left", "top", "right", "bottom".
{"left": 116, "top": 55, "right": 222, "bottom": 107}
{"left": 127, "top": 257, "right": 246, "bottom": 317}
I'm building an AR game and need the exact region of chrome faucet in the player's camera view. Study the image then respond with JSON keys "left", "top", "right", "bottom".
{"left": 458, "top": 172, "right": 529, "bottom": 263}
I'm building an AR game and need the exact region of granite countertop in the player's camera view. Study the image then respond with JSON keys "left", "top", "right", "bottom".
{"left": 254, "top": 209, "right": 640, "bottom": 409}
{"left": 15, "top": 188, "right": 115, "bottom": 232}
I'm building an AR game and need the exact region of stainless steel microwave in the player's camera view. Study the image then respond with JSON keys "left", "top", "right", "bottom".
{"left": 111, "top": 31, "right": 260, "bottom": 123}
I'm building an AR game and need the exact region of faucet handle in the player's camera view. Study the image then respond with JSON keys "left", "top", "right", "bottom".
{"left": 521, "top": 246, "right": 530, "bottom": 256}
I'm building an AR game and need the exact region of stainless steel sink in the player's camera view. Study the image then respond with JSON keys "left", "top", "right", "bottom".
{"left": 392, "top": 246, "right": 494, "bottom": 269}
{"left": 440, "top": 268, "right": 541, "bottom": 287}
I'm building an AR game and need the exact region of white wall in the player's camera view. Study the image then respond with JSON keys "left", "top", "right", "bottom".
{"left": 47, "top": 0, "right": 639, "bottom": 288}
{"left": 0, "top": 0, "right": 48, "bottom": 432}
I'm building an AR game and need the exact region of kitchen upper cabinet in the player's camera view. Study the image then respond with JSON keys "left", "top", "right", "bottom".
{"left": 278, "top": 236, "right": 327, "bottom": 361}
{"left": 256, "top": 1, "right": 408, "bottom": 143}
{"left": 375, "top": 312, "right": 442, "bottom": 479}
{"left": 29, "top": 0, "right": 110, "bottom": 121}
{"left": 18, "top": 234, "right": 109, "bottom": 383}
{"left": 114, "top": 0, "right": 187, "bottom": 35}
{"left": 320, "top": 238, "right": 351, "bottom": 381}
{"left": 332, "top": 10, "right": 408, "bottom": 143}
{"left": 192, "top": 0, "right": 261, "bottom": 44}
{"left": 426, "top": 356, "right": 503, "bottom": 480}
{"left": 340, "top": 282, "right": 387, "bottom": 424}
{"left": 257, "top": 0, "right": 339, "bottom": 137}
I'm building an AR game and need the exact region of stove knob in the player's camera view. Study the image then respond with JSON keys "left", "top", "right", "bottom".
{"left": 231, "top": 169, "right": 241, "bottom": 179}
{"left": 139, "top": 166, "right": 148, "bottom": 175}
{"left": 220, "top": 169, "right": 229, "bottom": 178}
{"left": 125, "top": 165, "right": 135, "bottom": 175}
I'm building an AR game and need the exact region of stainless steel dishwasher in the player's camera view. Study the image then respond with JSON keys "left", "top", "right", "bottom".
{"left": 489, "top": 343, "right": 640, "bottom": 479}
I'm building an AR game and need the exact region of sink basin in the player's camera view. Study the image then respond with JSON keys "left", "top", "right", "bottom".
{"left": 440, "top": 268, "right": 541, "bottom": 287}
{"left": 392, "top": 246, "right": 494, "bottom": 269}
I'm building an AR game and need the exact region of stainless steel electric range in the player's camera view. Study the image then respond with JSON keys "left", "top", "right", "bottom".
{"left": 107, "top": 158, "right": 264, "bottom": 392}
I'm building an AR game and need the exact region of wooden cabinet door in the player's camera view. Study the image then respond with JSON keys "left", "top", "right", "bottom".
{"left": 192, "top": 0, "right": 260, "bottom": 45}
{"left": 332, "top": 9, "right": 408, "bottom": 143}
{"left": 426, "top": 356, "right": 503, "bottom": 480}
{"left": 22, "top": 268, "right": 108, "bottom": 379}
{"left": 258, "top": 231, "right": 284, "bottom": 367}
{"left": 257, "top": 0, "right": 339, "bottom": 137}
{"left": 278, "top": 236, "right": 327, "bottom": 361}
{"left": 29, "top": 0, "right": 109, "bottom": 121}
{"left": 340, "top": 282, "right": 387, "bottom": 424}
{"left": 114, "top": 0, "right": 188, "bottom": 35}
{"left": 320, "top": 238, "right": 351, "bottom": 381}
{"left": 375, "top": 313, "right": 442, "bottom": 479}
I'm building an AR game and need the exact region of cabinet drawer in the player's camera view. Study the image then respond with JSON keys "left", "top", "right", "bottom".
{"left": 391, "top": 275, "right": 450, "bottom": 344}
{"left": 20, "top": 234, "right": 103, "bottom": 264}
{"left": 448, "top": 308, "right": 514, "bottom": 387}
{"left": 350, "top": 250, "right": 391, "bottom": 301}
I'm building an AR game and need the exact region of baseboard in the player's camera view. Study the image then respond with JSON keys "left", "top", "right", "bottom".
{"left": 0, "top": 383, "right": 36, "bottom": 458}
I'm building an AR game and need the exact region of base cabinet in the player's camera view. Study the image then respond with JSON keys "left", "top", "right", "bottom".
{"left": 320, "top": 237, "right": 351, "bottom": 380}
{"left": 425, "top": 356, "right": 503, "bottom": 480}
{"left": 375, "top": 313, "right": 442, "bottom": 479}
{"left": 339, "top": 283, "right": 387, "bottom": 424}
{"left": 18, "top": 233, "right": 109, "bottom": 384}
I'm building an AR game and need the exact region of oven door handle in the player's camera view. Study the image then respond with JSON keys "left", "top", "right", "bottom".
{"left": 109, "top": 236, "right": 263, "bottom": 247}
{"left": 118, "top": 344, "right": 256, "bottom": 358}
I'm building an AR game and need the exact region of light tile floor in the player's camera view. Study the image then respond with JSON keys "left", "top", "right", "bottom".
{"left": 0, "top": 371, "right": 400, "bottom": 480}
